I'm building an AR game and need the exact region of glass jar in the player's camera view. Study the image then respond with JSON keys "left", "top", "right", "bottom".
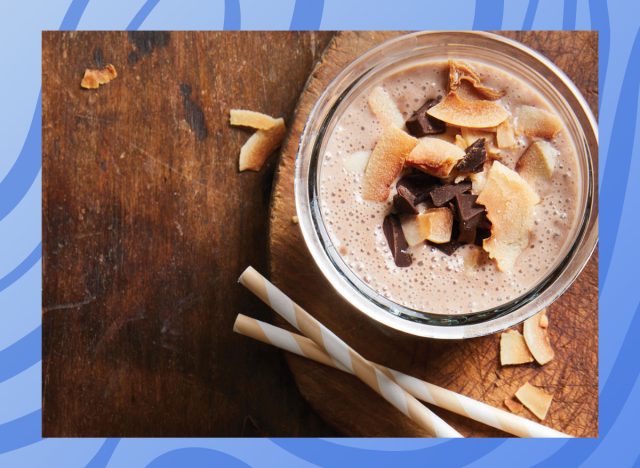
{"left": 294, "top": 31, "right": 598, "bottom": 339}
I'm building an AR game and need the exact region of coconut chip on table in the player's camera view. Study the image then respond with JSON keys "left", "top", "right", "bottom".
{"left": 230, "top": 109, "right": 281, "bottom": 130}
{"left": 523, "top": 309, "right": 555, "bottom": 365}
{"left": 499, "top": 309, "right": 556, "bottom": 419}
{"left": 514, "top": 382, "right": 554, "bottom": 420}
{"left": 80, "top": 64, "right": 117, "bottom": 89}
{"left": 230, "top": 109, "right": 286, "bottom": 172}
{"left": 500, "top": 329, "right": 534, "bottom": 365}
{"left": 499, "top": 311, "right": 555, "bottom": 367}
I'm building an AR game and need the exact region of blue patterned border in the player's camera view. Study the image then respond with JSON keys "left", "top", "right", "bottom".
{"left": 1, "top": 0, "right": 636, "bottom": 465}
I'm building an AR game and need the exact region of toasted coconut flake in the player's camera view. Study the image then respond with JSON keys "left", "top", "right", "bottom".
{"left": 523, "top": 309, "right": 555, "bottom": 365}
{"left": 454, "top": 134, "right": 467, "bottom": 150}
{"left": 539, "top": 314, "right": 549, "bottom": 328}
{"left": 362, "top": 126, "right": 418, "bottom": 201}
{"left": 417, "top": 208, "right": 453, "bottom": 244}
{"left": 487, "top": 146, "right": 502, "bottom": 160}
{"left": 449, "top": 60, "right": 481, "bottom": 90}
{"left": 463, "top": 246, "right": 488, "bottom": 271}
{"left": 496, "top": 119, "right": 517, "bottom": 148}
{"left": 461, "top": 127, "right": 503, "bottom": 160}
{"left": 238, "top": 118, "right": 286, "bottom": 172}
{"left": 428, "top": 92, "right": 509, "bottom": 129}
{"left": 400, "top": 215, "right": 424, "bottom": 247}
{"left": 469, "top": 168, "right": 488, "bottom": 195}
{"left": 504, "top": 398, "right": 524, "bottom": 413}
{"left": 81, "top": 64, "right": 117, "bottom": 89}
{"left": 400, "top": 210, "right": 455, "bottom": 246}
{"left": 435, "top": 125, "right": 460, "bottom": 144}
{"left": 344, "top": 150, "right": 371, "bottom": 174}
{"left": 463, "top": 247, "right": 480, "bottom": 270}
{"left": 461, "top": 127, "right": 495, "bottom": 148}
{"left": 500, "top": 330, "right": 534, "bottom": 365}
{"left": 476, "top": 161, "right": 540, "bottom": 271}
{"left": 449, "top": 60, "right": 505, "bottom": 100}
{"left": 368, "top": 86, "right": 405, "bottom": 128}
{"left": 230, "top": 109, "right": 279, "bottom": 130}
{"left": 515, "top": 382, "right": 553, "bottom": 420}
{"left": 406, "top": 137, "right": 465, "bottom": 178}
{"left": 516, "top": 105, "right": 563, "bottom": 138}
{"left": 516, "top": 140, "right": 559, "bottom": 187}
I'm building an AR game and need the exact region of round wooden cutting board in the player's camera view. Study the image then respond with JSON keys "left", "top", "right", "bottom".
{"left": 268, "top": 31, "right": 598, "bottom": 437}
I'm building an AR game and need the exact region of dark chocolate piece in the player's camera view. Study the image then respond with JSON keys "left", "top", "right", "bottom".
{"left": 383, "top": 214, "right": 412, "bottom": 267}
{"left": 453, "top": 193, "right": 486, "bottom": 230}
{"left": 430, "top": 181, "right": 471, "bottom": 207}
{"left": 393, "top": 187, "right": 419, "bottom": 214}
{"left": 405, "top": 97, "right": 446, "bottom": 137}
{"left": 393, "top": 173, "right": 439, "bottom": 213}
{"left": 456, "top": 138, "right": 487, "bottom": 173}
{"left": 458, "top": 226, "right": 477, "bottom": 244}
{"left": 429, "top": 240, "right": 461, "bottom": 256}
{"left": 478, "top": 214, "right": 492, "bottom": 230}
{"left": 475, "top": 227, "right": 491, "bottom": 246}
{"left": 397, "top": 172, "right": 440, "bottom": 202}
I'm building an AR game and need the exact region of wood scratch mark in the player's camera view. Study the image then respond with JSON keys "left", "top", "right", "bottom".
{"left": 94, "top": 309, "right": 147, "bottom": 354}
{"left": 129, "top": 142, "right": 207, "bottom": 187}
{"left": 44, "top": 295, "right": 96, "bottom": 312}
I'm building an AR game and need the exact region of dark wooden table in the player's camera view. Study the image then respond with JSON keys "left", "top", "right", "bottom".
{"left": 42, "top": 31, "right": 337, "bottom": 437}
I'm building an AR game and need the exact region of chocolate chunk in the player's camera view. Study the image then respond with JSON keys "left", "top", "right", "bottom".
{"left": 458, "top": 226, "right": 477, "bottom": 244}
{"left": 383, "top": 214, "right": 412, "bottom": 267}
{"left": 451, "top": 193, "right": 490, "bottom": 245}
{"left": 430, "top": 181, "right": 471, "bottom": 207}
{"left": 478, "top": 214, "right": 492, "bottom": 230}
{"left": 453, "top": 193, "right": 486, "bottom": 229}
{"left": 397, "top": 172, "right": 440, "bottom": 202}
{"left": 475, "top": 227, "right": 491, "bottom": 246}
{"left": 429, "top": 240, "right": 461, "bottom": 256}
{"left": 456, "top": 138, "right": 487, "bottom": 173}
{"left": 405, "top": 97, "right": 446, "bottom": 137}
{"left": 393, "top": 187, "right": 419, "bottom": 214}
{"left": 394, "top": 173, "right": 439, "bottom": 213}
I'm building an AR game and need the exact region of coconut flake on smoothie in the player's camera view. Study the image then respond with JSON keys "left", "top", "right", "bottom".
{"left": 319, "top": 59, "right": 578, "bottom": 314}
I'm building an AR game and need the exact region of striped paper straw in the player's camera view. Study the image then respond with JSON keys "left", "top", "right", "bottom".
{"left": 234, "top": 314, "right": 570, "bottom": 438}
{"left": 238, "top": 266, "right": 462, "bottom": 438}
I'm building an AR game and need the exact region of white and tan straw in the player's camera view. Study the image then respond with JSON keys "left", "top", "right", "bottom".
{"left": 234, "top": 313, "right": 570, "bottom": 438}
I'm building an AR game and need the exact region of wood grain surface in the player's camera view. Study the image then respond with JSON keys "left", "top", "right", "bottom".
{"left": 269, "top": 31, "right": 598, "bottom": 437}
{"left": 42, "top": 31, "right": 338, "bottom": 437}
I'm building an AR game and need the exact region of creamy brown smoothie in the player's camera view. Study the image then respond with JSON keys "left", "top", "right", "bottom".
{"left": 318, "top": 59, "right": 580, "bottom": 315}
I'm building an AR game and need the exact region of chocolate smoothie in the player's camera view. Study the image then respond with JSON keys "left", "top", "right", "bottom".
{"left": 318, "top": 59, "right": 581, "bottom": 315}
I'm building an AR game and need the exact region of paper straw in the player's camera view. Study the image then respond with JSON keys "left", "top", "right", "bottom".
{"left": 238, "top": 266, "right": 462, "bottom": 438}
{"left": 234, "top": 313, "right": 571, "bottom": 438}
